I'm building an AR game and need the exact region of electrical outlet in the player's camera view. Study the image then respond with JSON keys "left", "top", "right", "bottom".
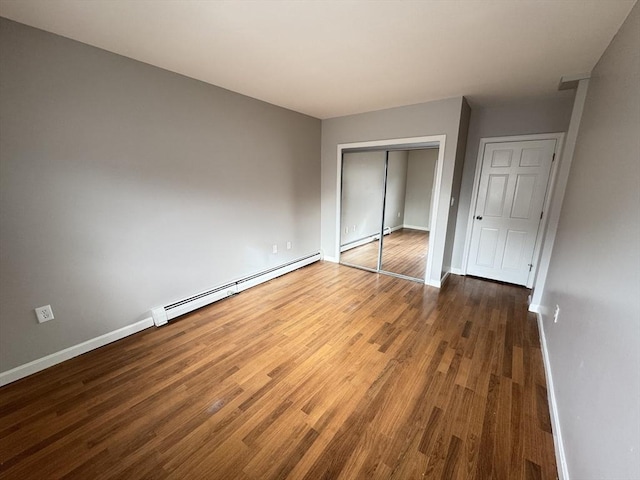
{"left": 35, "top": 305, "right": 54, "bottom": 323}
{"left": 286, "top": 241, "right": 292, "bottom": 250}
{"left": 272, "top": 244, "right": 278, "bottom": 254}
{"left": 553, "top": 304, "right": 560, "bottom": 323}
{"left": 344, "top": 227, "right": 348, "bottom": 234}
{"left": 352, "top": 225, "right": 356, "bottom": 232}
{"left": 397, "top": 212, "right": 401, "bottom": 218}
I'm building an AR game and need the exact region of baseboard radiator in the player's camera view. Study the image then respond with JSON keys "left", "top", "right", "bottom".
{"left": 340, "top": 227, "right": 393, "bottom": 253}
{"left": 151, "top": 252, "right": 321, "bottom": 326}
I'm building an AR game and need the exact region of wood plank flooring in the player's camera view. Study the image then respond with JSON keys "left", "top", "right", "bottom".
{"left": 340, "top": 228, "right": 429, "bottom": 279}
{"left": 0, "top": 262, "right": 557, "bottom": 479}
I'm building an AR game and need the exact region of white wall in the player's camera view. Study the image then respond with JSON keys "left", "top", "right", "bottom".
{"left": 321, "top": 97, "right": 468, "bottom": 285}
{"left": 403, "top": 149, "right": 437, "bottom": 230}
{"left": 451, "top": 97, "right": 574, "bottom": 271}
{"left": 0, "top": 19, "right": 321, "bottom": 372}
{"left": 538, "top": 3, "right": 639, "bottom": 478}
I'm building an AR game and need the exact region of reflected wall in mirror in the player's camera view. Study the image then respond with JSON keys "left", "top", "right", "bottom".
{"left": 339, "top": 151, "right": 385, "bottom": 271}
{"left": 340, "top": 147, "right": 439, "bottom": 282}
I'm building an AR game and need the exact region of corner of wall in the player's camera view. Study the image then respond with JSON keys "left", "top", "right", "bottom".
{"left": 442, "top": 98, "right": 472, "bottom": 273}
{"left": 533, "top": 306, "right": 570, "bottom": 480}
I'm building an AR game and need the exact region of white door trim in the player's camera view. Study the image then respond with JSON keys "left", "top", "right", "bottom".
{"left": 335, "top": 135, "right": 446, "bottom": 287}
{"left": 461, "top": 133, "right": 566, "bottom": 288}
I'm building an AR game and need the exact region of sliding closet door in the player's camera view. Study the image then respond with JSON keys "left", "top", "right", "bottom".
{"left": 380, "top": 151, "right": 412, "bottom": 277}
{"left": 339, "top": 151, "right": 386, "bottom": 271}
{"left": 380, "top": 149, "right": 437, "bottom": 281}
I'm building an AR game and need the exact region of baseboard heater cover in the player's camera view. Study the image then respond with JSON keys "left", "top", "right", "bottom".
{"left": 151, "top": 252, "right": 321, "bottom": 326}
{"left": 340, "top": 228, "right": 393, "bottom": 253}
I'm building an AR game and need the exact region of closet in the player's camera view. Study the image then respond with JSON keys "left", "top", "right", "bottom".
{"left": 339, "top": 147, "right": 438, "bottom": 282}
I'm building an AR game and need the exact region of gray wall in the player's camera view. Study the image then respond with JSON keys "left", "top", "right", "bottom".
{"left": 321, "top": 97, "right": 467, "bottom": 285}
{"left": 451, "top": 96, "right": 574, "bottom": 271}
{"left": 443, "top": 99, "right": 471, "bottom": 275}
{"left": 340, "top": 150, "right": 408, "bottom": 246}
{"left": 403, "top": 149, "right": 438, "bottom": 230}
{"left": 539, "top": 4, "right": 640, "bottom": 478}
{"left": 0, "top": 19, "right": 321, "bottom": 372}
{"left": 340, "top": 151, "right": 385, "bottom": 244}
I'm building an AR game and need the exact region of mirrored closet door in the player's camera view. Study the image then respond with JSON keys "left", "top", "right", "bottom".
{"left": 339, "top": 147, "right": 438, "bottom": 283}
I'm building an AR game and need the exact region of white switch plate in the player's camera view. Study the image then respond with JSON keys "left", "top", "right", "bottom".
{"left": 272, "top": 244, "right": 278, "bottom": 254}
{"left": 35, "top": 305, "right": 54, "bottom": 323}
{"left": 286, "top": 241, "right": 291, "bottom": 250}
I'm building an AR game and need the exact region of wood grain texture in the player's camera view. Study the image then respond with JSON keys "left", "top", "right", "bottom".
{"left": 340, "top": 228, "right": 429, "bottom": 279}
{"left": 0, "top": 262, "right": 557, "bottom": 479}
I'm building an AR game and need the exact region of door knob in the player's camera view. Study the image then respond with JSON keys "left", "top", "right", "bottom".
{"left": 476, "top": 216, "right": 483, "bottom": 220}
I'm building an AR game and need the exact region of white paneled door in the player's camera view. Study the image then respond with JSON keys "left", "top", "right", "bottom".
{"left": 467, "top": 139, "right": 556, "bottom": 285}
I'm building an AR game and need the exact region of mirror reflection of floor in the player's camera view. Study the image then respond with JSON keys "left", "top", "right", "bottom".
{"left": 340, "top": 228, "right": 429, "bottom": 280}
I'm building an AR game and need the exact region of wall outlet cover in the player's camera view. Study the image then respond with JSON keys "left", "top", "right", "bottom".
{"left": 35, "top": 305, "right": 54, "bottom": 323}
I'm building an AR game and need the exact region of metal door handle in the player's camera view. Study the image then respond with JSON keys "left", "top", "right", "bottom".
{"left": 476, "top": 216, "right": 483, "bottom": 220}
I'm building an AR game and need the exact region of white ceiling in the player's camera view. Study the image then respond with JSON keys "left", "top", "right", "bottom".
{"left": 0, "top": 0, "right": 635, "bottom": 119}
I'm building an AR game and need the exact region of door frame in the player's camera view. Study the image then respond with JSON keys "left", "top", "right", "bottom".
{"left": 461, "top": 133, "right": 566, "bottom": 288}
{"left": 335, "top": 135, "right": 446, "bottom": 287}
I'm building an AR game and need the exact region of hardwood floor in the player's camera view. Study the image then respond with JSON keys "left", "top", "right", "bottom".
{"left": 0, "top": 262, "right": 557, "bottom": 479}
{"left": 340, "top": 228, "right": 429, "bottom": 279}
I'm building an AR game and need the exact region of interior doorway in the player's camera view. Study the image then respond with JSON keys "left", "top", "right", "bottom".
{"left": 338, "top": 141, "right": 441, "bottom": 283}
{"left": 462, "top": 133, "right": 564, "bottom": 287}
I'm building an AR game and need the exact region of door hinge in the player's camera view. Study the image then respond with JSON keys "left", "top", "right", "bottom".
{"left": 552, "top": 153, "right": 556, "bottom": 162}
{"left": 528, "top": 263, "right": 533, "bottom": 272}
{"left": 540, "top": 211, "right": 544, "bottom": 220}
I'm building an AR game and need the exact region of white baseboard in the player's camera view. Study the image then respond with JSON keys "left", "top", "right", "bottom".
{"left": 403, "top": 224, "right": 430, "bottom": 232}
{"left": 389, "top": 224, "right": 404, "bottom": 233}
{"left": 0, "top": 317, "right": 154, "bottom": 388}
{"left": 0, "top": 253, "right": 324, "bottom": 388}
{"left": 450, "top": 267, "right": 464, "bottom": 275}
{"left": 323, "top": 256, "right": 338, "bottom": 263}
{"left": 426, "top": 271, "right": 449, "bottom": 288}
{"left": 535, "top": 311, "right": 569, "bottom": 480}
